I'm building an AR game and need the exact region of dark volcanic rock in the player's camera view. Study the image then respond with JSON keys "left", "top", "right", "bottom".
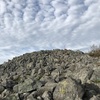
{"left": 0, "top": 49, "right": 100, "bottom": 100}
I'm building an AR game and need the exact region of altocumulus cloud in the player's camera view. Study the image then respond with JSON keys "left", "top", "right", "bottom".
{"left": 0, "top": 0, "right": 100, "bottom": 63}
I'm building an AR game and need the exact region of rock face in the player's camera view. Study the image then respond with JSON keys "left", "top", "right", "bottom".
{"left": 0, "top": 49, "right": 100, "bottom": 100}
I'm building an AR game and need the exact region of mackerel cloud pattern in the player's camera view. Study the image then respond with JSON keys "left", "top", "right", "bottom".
{"left": 0, "top": 0, "right": 100, "bottom": 63}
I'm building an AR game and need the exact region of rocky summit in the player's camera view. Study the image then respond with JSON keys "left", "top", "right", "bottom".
{"left": 0, "top": 49, "right": 100, "bottom": 100}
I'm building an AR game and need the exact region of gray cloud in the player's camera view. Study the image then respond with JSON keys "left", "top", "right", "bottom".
{"left": 0, "top": 0, "right": 100, "bottom": 63}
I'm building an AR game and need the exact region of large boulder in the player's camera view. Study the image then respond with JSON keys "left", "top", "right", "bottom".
{"left": 13, "top": 78, "right": 35, "bottom": 93}
{"left": 74, "top": 67, "right": 94, "bottom": 83}
{"left": 53, "top": 77, "right": 84, "bottom": 100}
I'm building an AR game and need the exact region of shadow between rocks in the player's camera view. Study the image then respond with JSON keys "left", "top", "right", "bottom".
{"left": 82, "top": 83, "right": 100, "bottom": 100}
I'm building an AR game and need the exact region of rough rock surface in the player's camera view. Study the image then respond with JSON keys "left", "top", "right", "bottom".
{"left": 0, "top": 49, "right": 100, "bottom": 100}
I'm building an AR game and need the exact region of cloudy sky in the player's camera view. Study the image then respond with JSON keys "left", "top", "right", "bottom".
{"left": 0, "top": 0, "right": 100, "bottom": 63}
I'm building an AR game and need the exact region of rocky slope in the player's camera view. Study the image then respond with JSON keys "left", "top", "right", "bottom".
{"left": 0, "top": 49, "right": 100, "bottom": 100}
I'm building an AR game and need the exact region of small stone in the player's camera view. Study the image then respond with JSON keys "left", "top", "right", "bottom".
{"left": 42, "top": 91, "right": 52, "bottom": 100}
{"left": 6, "top": 79, "right": 17, "bottom": 89}
{"left": 90, "top": 95, "right": 100, "bottom": 100}
{"left": 5, "top": 93, "right": 19, "bottom": 100}
{"left": 37, "top": 96, "right": 42, "bottom": 100}
{"left": 1, "top": 89, "right": 10, "bottom": 98}
{"left": 0, "top": 85, "right": 5, "bottom": 94}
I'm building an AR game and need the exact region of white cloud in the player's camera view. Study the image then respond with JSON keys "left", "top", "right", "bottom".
{"left": 0, "top": 0, "right": 100, "bottom": 64}
{"left": 0, "top": 0, "right": 6, "bottom": 14}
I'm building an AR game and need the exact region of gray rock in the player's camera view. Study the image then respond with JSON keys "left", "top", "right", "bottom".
{"left": 38, "top": 68, "right": 45, "bottom": 76}
{"left": 0, "top": 96, "right": 5, "bottom": 100}
{"left": 31, "top": 67, "right": 39, "bottom": 76}
{"left": 51, "top": 69, "right": 60, "bottom": 82}
{"left": 26, "top": 62, "right": 34, "bottom": 69}
{"left": 6, "top": 79, "right": 17, "bottom": 90}
{"left": 37, "top": 96, "right": 43, "bottom": 100}
{"left": 53, "top": 77, "right": 84, "bottom": 100}
{"left": 42, "top": 91, "right": 52, "bottom": 100}
{"left": 27, "top": 92, "right": 37, "bottom": 100}
{"left": 74, "top": 68, "right": 94, "bottom": 83}
{"left": 1, "top": 89, "right": 10, "bottom": 98}
{"left": 6, "top": 94, "right": 19, "bottom": 100}
{"left": 90, "top": 95, "right": 100, "bottom": 100}
{"left": 13, "top": 78, "right": 35, "bottom": 93}
{"left": 90, "top": 69, "right": 100, "bottom": 85}
{"left": 0, "top": 85, "right": 5, "bottom": 94}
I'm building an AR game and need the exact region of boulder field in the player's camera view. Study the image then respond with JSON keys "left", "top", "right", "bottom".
{"left": 0, "top": 49, "right": 100, "bottom": 100}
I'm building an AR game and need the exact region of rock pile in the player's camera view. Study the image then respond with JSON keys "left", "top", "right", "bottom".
{"left": 0, "top": 49, "right": 100, "bottom": 100}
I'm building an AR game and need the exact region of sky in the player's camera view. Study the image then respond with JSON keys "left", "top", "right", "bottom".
{"left": 0, "top": 0, "right": 100, "bottom": 64}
